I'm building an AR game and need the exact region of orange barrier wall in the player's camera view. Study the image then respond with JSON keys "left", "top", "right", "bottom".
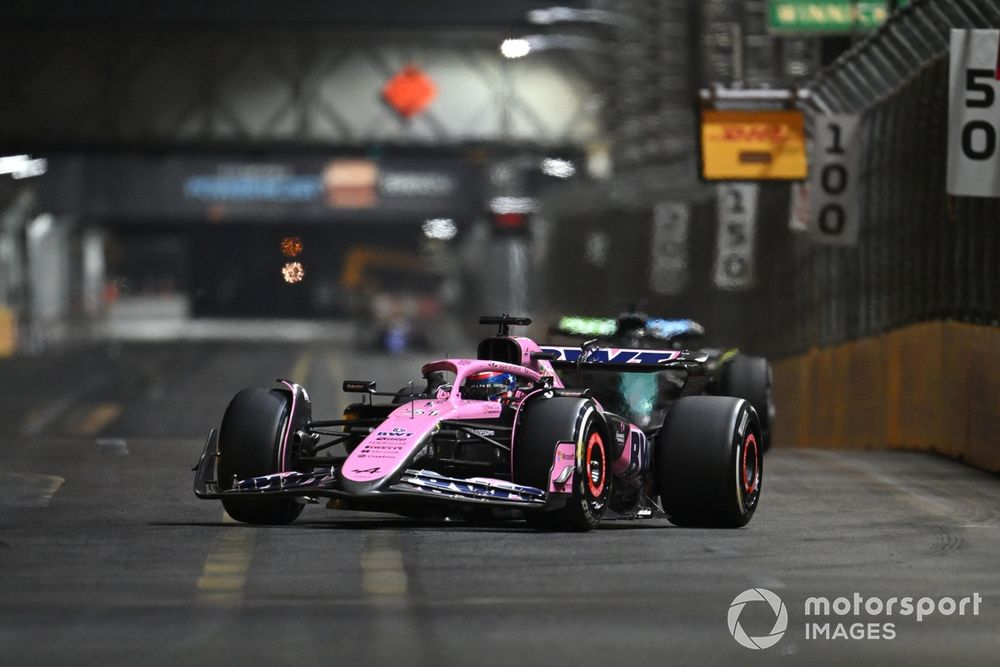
{"left": 772, "top": 321, "right": 1000, "bottom": 472}
{"left": 0, "top": 307, "right": 17, "bottom": 358}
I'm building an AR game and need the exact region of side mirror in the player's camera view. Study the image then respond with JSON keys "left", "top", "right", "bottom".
{"left": 342, "top": 380, "right": 377, "bottom": 393}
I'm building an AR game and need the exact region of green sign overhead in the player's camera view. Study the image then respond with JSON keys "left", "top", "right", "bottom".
{"left": 767, "top": 1, "right": 891, "bottom": 34}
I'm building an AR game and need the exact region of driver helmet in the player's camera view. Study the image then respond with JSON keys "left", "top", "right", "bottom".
{"left": 461, "top": 371, "right": 517, "bottom": 402}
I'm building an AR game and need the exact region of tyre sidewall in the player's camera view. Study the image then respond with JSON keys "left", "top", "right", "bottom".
{"left": 514, "top": 396, "right": 611, "bottom": 531}
{"left": 217, "top": 387, "right": 305, "bottom": 525}
{"left": 571, "top": 409, "right": 612, "bottom": 529}
{"left": 218, "top": 388, "right": 293, "bottom": 488}
{"left": 723, "top": 356, "right": 773, "bottom": 448}
{"left": 657, "top": 396, "right": 762, "bottom": 527}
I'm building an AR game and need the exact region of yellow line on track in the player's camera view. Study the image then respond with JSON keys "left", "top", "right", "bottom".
{"left": 289, "top": 350, "right": 313, "bottom": 385}
{"left": 361, "top": 532, "right": 409, "bottom": 598}
{"left": 195, "top": 350, "right": 312, "bottom": 605}
{"left": 196, "top": 513, "right": 256, "bottom": 606}
{"left": 326, "top": 353, "right": 346, "bottom": 415}
{"left": 71, "top": 403, "right": 122, "bottom": 436}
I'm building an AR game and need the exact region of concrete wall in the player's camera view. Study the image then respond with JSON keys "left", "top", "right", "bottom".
{"left": 773, "top": 321, "right": 1000, "bottom": 472}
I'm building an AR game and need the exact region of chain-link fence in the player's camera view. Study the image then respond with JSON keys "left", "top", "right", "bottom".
{"left": 752, "top": 0, "right": 1000, "bottom": 357}
{"left": 540, "top": 0, "right": 999, "bottom": 359}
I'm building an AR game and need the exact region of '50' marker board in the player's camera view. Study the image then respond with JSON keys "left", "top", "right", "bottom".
{"left": 948, "top": 29, "right": 1000, "bottom": 198}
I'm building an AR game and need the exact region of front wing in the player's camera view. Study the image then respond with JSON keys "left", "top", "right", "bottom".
{"left": 193, "top": 429, "right": 547, "bottom": 509}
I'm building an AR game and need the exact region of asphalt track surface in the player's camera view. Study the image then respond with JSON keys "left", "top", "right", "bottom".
{"left": 1, "top": 339, "right": 999, "bottom": 666}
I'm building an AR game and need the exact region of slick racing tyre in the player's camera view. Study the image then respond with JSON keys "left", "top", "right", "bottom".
{"left": 722, "top": 355, "right": 774, "bottom": 451}
{"left": 218, "top": 388, "right": 304, "bottom": 525}
{"left": 391, "top": 386, "right": 415, "bottom": 404}
{"left": 513, "top": 396, "right": 611, "bottom": 532}
{"left": 656, "top": 396, "right": 762, "bottom": 528}
{"left": 392, "top": 373, "right": 448, "bottom": 404}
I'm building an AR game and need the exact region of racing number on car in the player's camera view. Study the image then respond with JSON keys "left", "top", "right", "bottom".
{"left": 808, "top": 114, "right": 860, "bottom": 246}
{"left": 947, "top": 29, "right": 1000, "bottom": 197}
{"left": 712, "top": 182, "right": 757, "bottom": 290}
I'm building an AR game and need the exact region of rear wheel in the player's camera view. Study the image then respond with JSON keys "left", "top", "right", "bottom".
{"left": 722, "top": 355, "right": 773, "bottom": 451}
{"left": 656, "top": 396, "right": 762, "bottom": 527}
{"left": 218, "top": 388, "right": 304, "bottom": 525}
{"left": 513, "top": 396, "right": 611, "bottom": 532}
{"left": 391, "top": 386, "right": 416, "bottom": 404}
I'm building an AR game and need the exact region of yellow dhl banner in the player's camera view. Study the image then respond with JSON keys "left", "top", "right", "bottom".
{"left": 700, "top": 109, "right": 808, "bottom": 181}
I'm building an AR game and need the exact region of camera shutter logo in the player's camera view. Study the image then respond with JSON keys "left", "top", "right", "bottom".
{"left": 728, "top": 588, "right": 788, "bottom": 649}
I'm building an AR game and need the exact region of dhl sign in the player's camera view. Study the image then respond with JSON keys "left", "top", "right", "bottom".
{"left": 700, "top": 110, "right": 807, "bottom": 181}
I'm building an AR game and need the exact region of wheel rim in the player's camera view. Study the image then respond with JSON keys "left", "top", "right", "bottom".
{"left": 740, "top": 430, "right": 761, "bottom": 512}
{"left": 585, "top": 431, "right": 606, "bottom": 498}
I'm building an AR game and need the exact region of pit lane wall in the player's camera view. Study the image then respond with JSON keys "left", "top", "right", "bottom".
{"left": 773, "top": 321, "right": 1000, "bottom": 473}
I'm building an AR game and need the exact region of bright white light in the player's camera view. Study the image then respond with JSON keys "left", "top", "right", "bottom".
{"left": 282, "top": 262, "right": 305, "bottom": 284}
{"left": 540, "top": 157, "right": 576, "bottom": 178}
{"left": 500, "top": 38, "right": 531, "bottom": 59}
{"left": 526, "top": 9, "right": 557, "bottom": 25}
{"left": 0, "top": 155, "right": 29, "bottom": 173}
{"left": 422, "top": 218, "right": 458, "bottom": 241}
{"left": 489, "top": 197, "right": 537, "bottom": 214}
{"left": 584, "top": 232, "right": 609, "bottom": 266}
{"left": 28, "top": 213, "right": 54, "bottom": 242}
{"left": 0, "top": 154, "right": 47, "bottom": 179}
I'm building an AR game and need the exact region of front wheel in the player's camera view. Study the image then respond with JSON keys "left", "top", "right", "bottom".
{"left": 217, "top": 388, "right": 305, "bottom": 525}
{"left": 513, "top": 396, "right": 611, "bottom": 532}
{"left": 656, "top": 396, "right": 762, "bottom": 528}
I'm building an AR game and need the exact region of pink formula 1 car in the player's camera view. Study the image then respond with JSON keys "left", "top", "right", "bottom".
{"left": 194, "top": 315, "right": 763, "bottom": 531}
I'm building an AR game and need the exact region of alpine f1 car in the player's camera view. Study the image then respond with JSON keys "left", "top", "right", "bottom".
{"left": 193, "top": 315, "right": 763, "bottom": 531}
{"left": 552, "top": 310, "right": 774, "bottom": 450}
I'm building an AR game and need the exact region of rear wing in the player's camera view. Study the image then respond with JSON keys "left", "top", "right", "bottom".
{"left": 538, "top": 345, "right": 706, "bottom": 373}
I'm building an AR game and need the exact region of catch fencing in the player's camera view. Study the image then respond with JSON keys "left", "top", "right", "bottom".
{"left": 539, "top": 0, "right": 1000, "bottom": 359}
{"left": 754, "top": 0, "right": 1000, "bottom": 358}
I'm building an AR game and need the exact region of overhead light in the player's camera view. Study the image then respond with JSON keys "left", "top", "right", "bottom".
{"left": 540, "top": 158, "right": 576, "bottom": 178}
{"left": 526, "top": 8, "right": 563, "bottom": 25}
{"left": 0, "top": 154, "right": 47, "bottom": 179}
{"left": 500, "top": 38, "right": 532, "bottom": 59}
{"left": 526, "top": 6, "right": 640, "bottom": 30}
{"left": 422, "top": 218, "right": 458, "bottom": 241}
{"left": 28, "top": 213, "right": 54, "bottom": 242}
{"left": 489, "top": 196, "right": 537, "bottom": 214}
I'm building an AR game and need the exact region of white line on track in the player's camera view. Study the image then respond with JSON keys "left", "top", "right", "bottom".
{"left": 0, "top": 471, "right": 65, "bottom": 508}
{"left": 806, "top": 450, "right": 999, "bottom": 526}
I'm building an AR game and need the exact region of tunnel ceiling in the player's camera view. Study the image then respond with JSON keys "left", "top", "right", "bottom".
{"left": 1, "top": 2, "right": 601, "bottom": 151}
{"left": 0, "top": 0, "right": 588, "bottom": 26}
